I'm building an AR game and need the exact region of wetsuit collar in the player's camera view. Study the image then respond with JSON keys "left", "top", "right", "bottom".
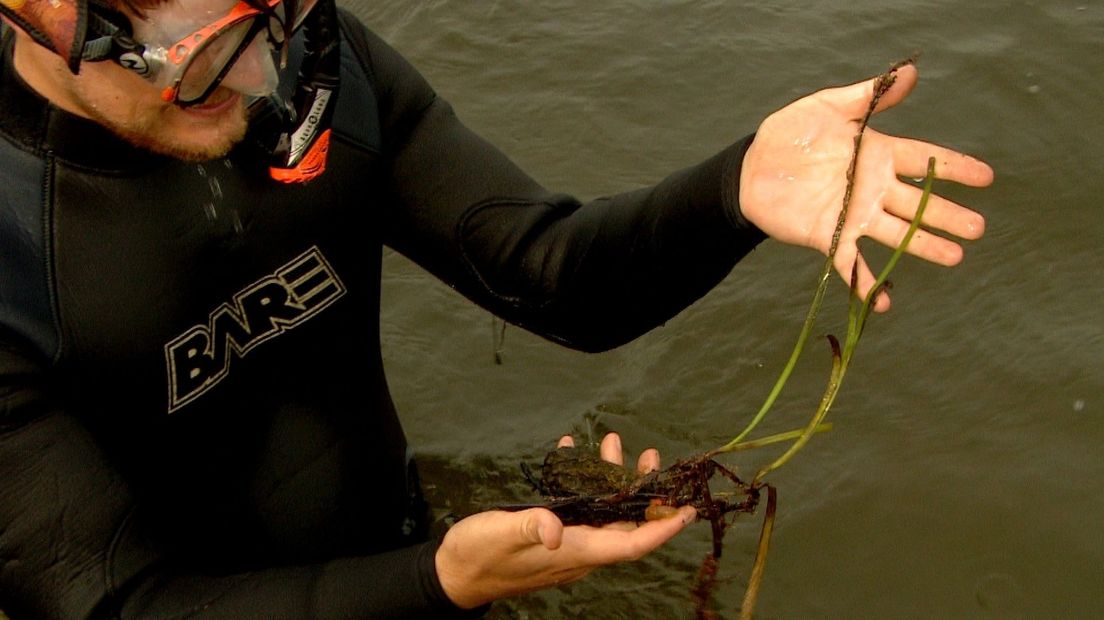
{"left": 0, "top": 26, "right": 168, "bottom": 173}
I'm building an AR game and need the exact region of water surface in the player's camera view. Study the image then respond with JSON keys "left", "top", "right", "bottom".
{"left": 351, "top": 1, "right": 1103, "bottom": 617}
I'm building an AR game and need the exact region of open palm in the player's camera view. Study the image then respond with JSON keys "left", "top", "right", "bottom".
{"left": 738, "top": 64, "right": 994, "bottom": 311}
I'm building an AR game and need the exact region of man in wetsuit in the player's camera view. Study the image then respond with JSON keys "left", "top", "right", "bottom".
{"left": 0, "top": 0, "right": 994, "bottom": 616}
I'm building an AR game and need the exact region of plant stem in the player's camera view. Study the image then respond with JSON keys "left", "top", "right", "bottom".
{"left": 754, "top": 157, "right": 936, "bottom": 481}
{"left": 711, "top": 423, "right": 832, "bottom": 456}
{"left": 716, "top": 61, "right": 909, "bottom": 453}
{"left": 739, "top": 485, "right": 778, "bottom": 620}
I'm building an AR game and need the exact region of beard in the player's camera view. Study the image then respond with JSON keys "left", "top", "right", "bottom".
{"left": 13, "top": 34, "right": 253, "bottom": 162}
{"left": 80, "top": 87, "right": 251, "bottom": 163}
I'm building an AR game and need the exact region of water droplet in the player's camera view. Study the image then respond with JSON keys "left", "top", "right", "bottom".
{"left": 203, "top": 202, "right": 217, "bottom": 221}
{"left": 1073, "top": 399, "right": 1085, "bottom": 412}
{"left": 208, "top": 176, "right": 223, "bottom": 201}
{"left": 791, "top": 135, "right": 813, "bottom": 152}
{"left": 231, "top": 209, "right": 243, "bottom": 234}
{"left": 196, "top": 165, "right": 207, "bottom": 178}
{"left": 1027, "top": 84, "right": 1041, "bottom": 94}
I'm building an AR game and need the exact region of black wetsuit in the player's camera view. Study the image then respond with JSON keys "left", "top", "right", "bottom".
{"left": 0, "top": 10, "right": 763, "bottom": 619}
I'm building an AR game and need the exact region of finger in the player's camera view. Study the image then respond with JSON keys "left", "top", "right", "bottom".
{"left": 548, "top": 567, "right": 593, "bottom": 588}
{"left": 823, "top": 63, "right": 918, "bottom": 119}
{"left": 520, "top": 508, "right": 565, "bottom": 550}
{"left": 600, "top": 521, "right": 640, "bottom": 533}
{"left": 599, "top": 432, "right": 624, "bottom": 466}
{"left": 888, "top": 134, "right": 995, "bottom": 188}
{"left": 563, "top": 506, "right": 696, "bottom": 564}
{"left": 866, "top": 212, "right": 964, "bottom": 267}
{"left": 557, "top": 435, "right": 574, "bottom": 448}
{"left": 834, "top": 246, "right": 891, "bottom": 313}
{"left": 886, "top": 181, "right": 986, "bottom": 240}
{"left": 637, "top": 448, "right": 660, "bottom": 475}
{"left": 870, "top": 62, "right": 918, "bottom": 114}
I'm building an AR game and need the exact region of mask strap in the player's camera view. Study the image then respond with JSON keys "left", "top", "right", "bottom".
{"left": 81, "top": 7, "right": 142, "bottom": 65}
{"left": 0, "top": 0, "right": 87, "bottom": 72}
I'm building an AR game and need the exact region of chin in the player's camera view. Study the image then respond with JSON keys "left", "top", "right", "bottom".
{"left": 70, "top": 68, "right": 252, "bottom": 161}
{"left": 130, "top": 128, "right": 248, "bottom": 162}
{"left": 153, "top": 134, "right": 245, "bottom": 162}
{"left": 133, "top": 99, "right": 250, "bottom": 162}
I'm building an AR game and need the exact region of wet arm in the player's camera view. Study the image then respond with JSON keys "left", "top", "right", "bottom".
{"left": 353, "top": 20, "right": 765, "bottom": 352}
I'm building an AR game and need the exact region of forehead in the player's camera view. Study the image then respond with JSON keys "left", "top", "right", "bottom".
{"left": 113, "top": 0, "right": 173, "bottom": 12}
{"left": 114, "top": 0, "right": 269, "bottom": 18}
{"left": 121, "top": 0, "right": 251, "bottom": 35}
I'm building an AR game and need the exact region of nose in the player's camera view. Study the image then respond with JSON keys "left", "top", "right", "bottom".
{"left": 219, "top": 30, "right": 279, "bottom": 97}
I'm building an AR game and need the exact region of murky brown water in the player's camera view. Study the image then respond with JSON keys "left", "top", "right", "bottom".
{"left": 353, "top": 1, "right": 1104, "bottom": 617}
{"left": 8, "top": 2, "right": 1100, "bottom": 619}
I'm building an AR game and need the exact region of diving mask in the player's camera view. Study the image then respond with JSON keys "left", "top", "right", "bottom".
{"left": 81, "top": 0, "right": 319, "bottom": 106}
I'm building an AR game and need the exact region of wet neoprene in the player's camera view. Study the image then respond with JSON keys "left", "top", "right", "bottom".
{"left": 0, "top": 11, "right": 762, "bottom": 618}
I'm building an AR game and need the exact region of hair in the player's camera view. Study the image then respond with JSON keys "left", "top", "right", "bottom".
{"left": 93, "top": 0, "right": 171, "bottom": 20}
{"left": 101, "top": 0, "right": 282, "bottom": 23}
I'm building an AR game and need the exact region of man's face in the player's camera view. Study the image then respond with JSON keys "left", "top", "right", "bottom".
{"left": 24, "top": 0, "right": 280, "bottom": 161}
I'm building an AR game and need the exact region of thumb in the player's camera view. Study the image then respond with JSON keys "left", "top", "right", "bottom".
{"left": 827, "top": 62, "right": 919, "bottom": 119}
{"left": 520, "top": 508, "right": 564, "bottom": 550}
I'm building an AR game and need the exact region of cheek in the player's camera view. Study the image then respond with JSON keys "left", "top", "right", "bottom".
{"left": 74, "top": 64, "right": 170, "bottom": 123}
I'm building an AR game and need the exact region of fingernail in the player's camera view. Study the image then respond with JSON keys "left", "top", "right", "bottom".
{"left": 682, "top": 507, "right": 697, "bottom": 524}
{"left": 644, "top": 504, "right": 680, "bottom": 521}
{"left": 608, "top": 433, "right": 621, "bottom": 453}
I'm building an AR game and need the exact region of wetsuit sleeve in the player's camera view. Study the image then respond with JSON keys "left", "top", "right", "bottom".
{"left": 0, "top": 334, "right": 478, "bottom": 619}
{"left": 345, "top": 18, "right": 766, "bottom": 352}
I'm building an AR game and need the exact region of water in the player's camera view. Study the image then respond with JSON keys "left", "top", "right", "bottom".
{"left": 361, "top": 1, "right": 1101, "bottom": 618}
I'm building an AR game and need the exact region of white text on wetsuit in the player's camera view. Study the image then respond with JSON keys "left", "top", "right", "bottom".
{"left": 164, "top": 246, "right": 346, "bottom": 413}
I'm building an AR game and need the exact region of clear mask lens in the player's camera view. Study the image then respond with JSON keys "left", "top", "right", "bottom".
{"left": 130, "top": 0, "right": 293, "bottom": 105}
{"left": 176, "top": 18, "right": 258, "bottom": 102}
{"left": 114, "top": 0, "right": 326, "bottom": 105}
{"left": 218, "top": 28, "right": 280, "bottom": 99}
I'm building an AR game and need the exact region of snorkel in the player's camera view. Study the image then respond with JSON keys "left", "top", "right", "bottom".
{"left": 262, "top": 0, "right": 338, "bottom": 183}
{"left": 0, "top": 0, "right": 339, "bottom": 183}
